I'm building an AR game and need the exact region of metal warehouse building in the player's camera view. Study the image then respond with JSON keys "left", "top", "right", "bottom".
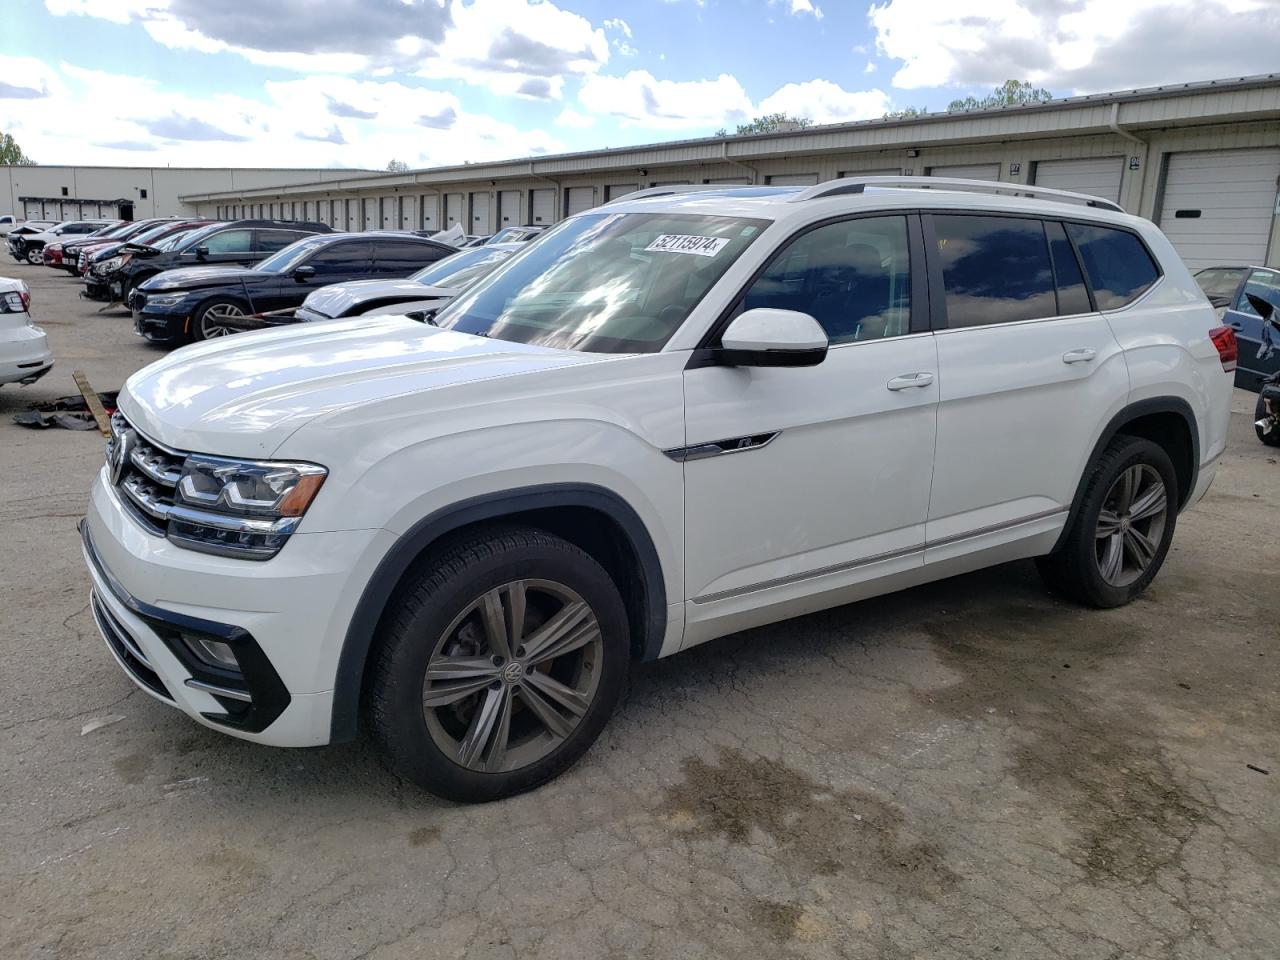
{"left": 182, "top": 74, "right": 1280, "bottom": 271}
{"left": 1, "top": 165, "right": 374, "bottom": 223}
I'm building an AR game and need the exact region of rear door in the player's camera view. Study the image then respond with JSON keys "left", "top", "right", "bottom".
{"left": 924, "top": 214, "right": 1131, "bottom": 563}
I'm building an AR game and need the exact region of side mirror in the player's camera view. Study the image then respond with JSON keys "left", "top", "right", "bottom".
{"left": 292, "top": 265, "right": 316, "bottom": 281}
{"left": 194, "top": 245, "right": 209, "bottom": 261}
{"left": 718, "top": 308, "right": 828, "bottom": 367}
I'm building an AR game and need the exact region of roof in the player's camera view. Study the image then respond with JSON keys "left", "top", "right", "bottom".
{"left": 181, "top": 73, "right": 1280, "bottom": 203}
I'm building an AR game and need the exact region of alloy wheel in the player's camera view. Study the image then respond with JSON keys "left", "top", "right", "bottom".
{"left": 201, "top": 303, "right": 245, "bottom": 338}
{"left": 421, "top": 579, "right": 603, "bottom": 774}
{"left": 1094, "top": 463, "right": 1168, "bottom": 587}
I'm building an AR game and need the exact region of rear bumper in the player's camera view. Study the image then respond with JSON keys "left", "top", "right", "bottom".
{"left": 0, "top": 324, "right": 53, "bottom": 385}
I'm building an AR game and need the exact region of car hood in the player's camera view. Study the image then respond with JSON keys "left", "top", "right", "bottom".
{"left": 141, "top": 265, "right": 263, "bottom": 290}
{"left": 120, "top": 315, "right": 605, "bottom": 456}
{"left": 302, "top": 278, "right": 457, "bottom": 318}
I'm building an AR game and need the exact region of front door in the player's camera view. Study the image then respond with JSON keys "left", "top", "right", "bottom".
{"left": 1224, "top": 267, "right": 1280, "bottom": 389}
{"left": 681, "top": 214, "right": 938, "bottom": 642}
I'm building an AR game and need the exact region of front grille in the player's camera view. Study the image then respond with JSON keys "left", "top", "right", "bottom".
{"left": 91, "top": 591, "right": 172, "bottom": 701}
{"left": 108, "top": 412, "right": 187, "bottom": 536}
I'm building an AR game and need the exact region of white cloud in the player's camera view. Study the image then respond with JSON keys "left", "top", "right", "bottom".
{"left": 578, "top": 70, "right": 753, "bottom": 130}
{"left": 869, "top": 0, "right": 1277, "bottom": 92}
{"left": 758, "top": 80, "right": 891, "bottom": 124}
{"left": 0, "top": 57, "right": 563, "bottom": 167}
{"left": 772, "top": 0, "right": 824, "bottom": 19}
{"left": 415, "top": 0, "right": 610, "bottom": 100}
{"left": 603, "top": 17, "right": 632, "bottom": 37}
{"left": 555, "top": 107, "right": 596, "bottom": 129}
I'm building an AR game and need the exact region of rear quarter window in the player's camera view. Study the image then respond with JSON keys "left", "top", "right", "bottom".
{"left": 1066, "top": 223, "right": 1160, "bottom": 310}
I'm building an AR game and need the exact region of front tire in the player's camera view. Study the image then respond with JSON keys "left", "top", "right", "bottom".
{"left": 1037, "top": 436, "right": 1178, "bottom": 608}
{"left": 26, "top": 246, "right": 41, "bottom": 265}
{"left": 191, "top": 297, "right": 247, "bottom": 342}
{"left": 367, "top": 525, "right": 629, "bottom": 803}
{"left": 1255, "top": 393, "right": 1280, "bottom": 446}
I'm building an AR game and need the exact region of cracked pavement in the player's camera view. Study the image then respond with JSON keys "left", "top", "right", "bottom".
{"left": 1, "top": 261, "right": 1277, "bottom": 959}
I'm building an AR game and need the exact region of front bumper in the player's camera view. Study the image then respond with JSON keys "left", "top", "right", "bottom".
{"left": 132, "top": 304, "right": 188, "bottom": 342}
{"left": 83, "top": 467, "right": 396, "bottom": 746}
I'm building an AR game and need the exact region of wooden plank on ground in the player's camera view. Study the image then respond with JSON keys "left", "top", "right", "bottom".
{"left": 72, "top": 370, "right": 111, "bottom": 437}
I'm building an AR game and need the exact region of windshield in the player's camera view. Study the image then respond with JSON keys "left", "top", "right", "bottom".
{"left": 255, "top": 235, "right": 330, "bottom": 273}
{"left": 410, "top": 248, "right": 515, "bottom": 289}
{"left": 132, "top": 223, "right": 188, "bottom": 246}
{"left": 95, "top": 221, "right": 140, "bottom": 240}
{"left": 488, "top": 227, "right": 540, "bottom": 244}
{"left": 434, "top": 212, "right": 766, "bottom": 353}
{"left": 155, "top": 230, "right": 194, "bottom": 251}
{"left": 1194, "top": 267, "right": 1248, "bottom": 300}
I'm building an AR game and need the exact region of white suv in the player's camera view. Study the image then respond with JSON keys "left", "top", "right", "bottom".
{"left": 82, "top": 178, "right": 1235, "bottom": 802}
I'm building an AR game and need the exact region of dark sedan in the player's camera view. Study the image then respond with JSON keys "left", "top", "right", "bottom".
{"left": 131, "top": 232, "right": 457, "bottom": 343}
{"left": 1194, "top": 265, "right": 1280, "bottom": 391}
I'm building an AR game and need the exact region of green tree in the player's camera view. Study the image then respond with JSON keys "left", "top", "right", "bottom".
{"left": 0, "top": 132, "right": 34, "bottom": 165}
{"left": 947, "top": 80, "right": 1053, "bottom": 112}
{"left": 386, "top": 159, "right": 410, "bottom": 173}
{"left": 716, "top": 113, "right": 812, "bottom": 137}
{"left": 883, "top": 106, "right": 927, "bottom": 120}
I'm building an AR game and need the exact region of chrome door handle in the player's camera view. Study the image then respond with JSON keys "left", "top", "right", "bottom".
{"left": 886, "top": 372, "right": 934, "bottom": 391}
{"left": 1062, "top": 349, "right": 1097, "bottom": 364}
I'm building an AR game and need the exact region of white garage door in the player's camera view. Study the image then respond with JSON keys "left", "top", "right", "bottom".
{"left": 605, "top": 183, "right": 640, "bottom": 200}
{"left": 470, "top": 192, "right": 491, "bottom": 233}
{"left": 497, "top": 190, "right": 520, "bottom": 226}
{"left": 1159, "top": 148, "right": 1280, "bottom": 270}
{"left": 1033, "top": 157, "right": 1124, "bottom": 204}
{"left": 767, "top": 173, "right": 819, "bottom": 186}
{"left": 530, "top": 188, "right": 554, "bottom": 224}
{"left": 929, "top": 164, "right": 1000, "bottom": 181}
{"left": 565, "top": 187, "right": 596, "bottom": 216}
{"left": 445, "top": 193, "right": 464, "bottom": 228}
{"left": 420, "top": 194, "right": 437, "bottom": 231}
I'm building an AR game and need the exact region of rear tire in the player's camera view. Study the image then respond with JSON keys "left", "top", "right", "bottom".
{"left": 1255, "top": 393, "right": 1280, "bottom": 447}
{"left": 26, "top": 247, "right": 41, "bottom": 265}
{"left": 1036, "top": 436, "right": 1178, "bottom": 608}
{"left": 367, "top": 525, "right": 629, "bottom": 803}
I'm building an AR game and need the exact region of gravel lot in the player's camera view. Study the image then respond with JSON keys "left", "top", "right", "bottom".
{"left": 2, "top": 259, "right": 1277, "bottom": 960}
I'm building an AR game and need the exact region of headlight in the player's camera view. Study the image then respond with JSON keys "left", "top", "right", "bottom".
{"left": 100, "top": 254, "right": 130, "bottom": 271}
{"left": 143, "top": 292, "right": 185, "bottom": 306}
{"left": 167, "top": 455, "right": 327, "bottom": 560}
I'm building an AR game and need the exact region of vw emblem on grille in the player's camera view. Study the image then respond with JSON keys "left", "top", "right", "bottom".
{"left": 108, "top": 428, "right": 135, "bottom": 486}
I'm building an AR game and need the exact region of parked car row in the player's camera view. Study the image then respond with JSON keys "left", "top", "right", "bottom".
{"left": 8, "top": 219, "right": 116, "bottom": 264}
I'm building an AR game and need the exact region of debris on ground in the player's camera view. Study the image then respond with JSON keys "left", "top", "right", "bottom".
{"left": 12, "top": 389, "right": 118, "bottom": 431}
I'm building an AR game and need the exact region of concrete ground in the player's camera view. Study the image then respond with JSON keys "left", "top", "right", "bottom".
{"left": 1, "top": 258, "right": 1277, "bottom": 960}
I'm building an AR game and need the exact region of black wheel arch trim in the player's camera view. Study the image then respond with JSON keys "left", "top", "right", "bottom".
{"left": 330, "top": 482, "right": 668, "bottom": 743}
{"left": 1052, "top": 396, "right": 1200, "bottom": 554}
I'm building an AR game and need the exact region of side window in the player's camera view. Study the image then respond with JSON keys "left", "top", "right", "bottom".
{"left": 201, "top": 229, "right": 253, "bottom": 255}
{"left": 373, "top": 240, "right": 449, "bottom": 275}
{"left": 1045, "top": 221, "right": 1091, "bottom": 315}
{"left": 1065, "top": 223, "right": 1159, "bottom": 310}
{"left": 308, "top": 241, "right": 371, "bottom": 277}
{"left": 934, "top": 215, "right": 1055, "bottom": 327}
{"left": 256, "top": 230, "right": 307, "bottom": 254}
{"left": 741, "top": 215, "right": 912, "bottom": 344}
{"left": 1235, "top": 269, "right": 1280, "bottom": 317}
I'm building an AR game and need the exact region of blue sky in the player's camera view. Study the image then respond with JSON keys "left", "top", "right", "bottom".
{"left": 1, "top": 0, "right": 1276, "bottom": 170}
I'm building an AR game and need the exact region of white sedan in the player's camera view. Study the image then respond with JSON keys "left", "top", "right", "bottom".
{"left": 0, "top": 277, "right": 53, "bottom": 386}
{"left": 294, "top": 242, "right": 524, "bottom": 323}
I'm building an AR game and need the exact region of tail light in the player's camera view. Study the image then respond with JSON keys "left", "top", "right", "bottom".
{"left": 1209, "top": 326, "right": 1237, "bottom": 372}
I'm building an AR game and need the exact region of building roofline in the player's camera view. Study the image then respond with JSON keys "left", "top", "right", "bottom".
{"left": 180, "top": 73, "right": 1280, "bottom": 202}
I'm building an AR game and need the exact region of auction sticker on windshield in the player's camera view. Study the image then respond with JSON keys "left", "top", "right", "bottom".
{"left": 644, "top": 234, "right": 732, "bottom": 257}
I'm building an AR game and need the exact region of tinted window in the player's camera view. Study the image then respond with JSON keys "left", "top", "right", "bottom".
{"left": 257, "top": 229, "right": 308, "bottom": 254}
{"left": 934, "top": 215, "right": 1055, "bottom": 327}
{"left": 1046, "top": 221, "right": 1091, "bottom": 315}
{"left": 1236, "top": 269, "right": 1280, "bottom": 317}
{"left": 373, "top": 240, "right": 449, "bottom": 275}
{"left": 201, "top": 230, "right": 253, "bottom": 255}
{"left": 308, "top": 240, "right": 371, "bottom": 277}
{"left": 743, "top": 215, "right": 912, "bottom": 344}
{"left": 1066, "top": 223, "right": 1159, "bottom": 310}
